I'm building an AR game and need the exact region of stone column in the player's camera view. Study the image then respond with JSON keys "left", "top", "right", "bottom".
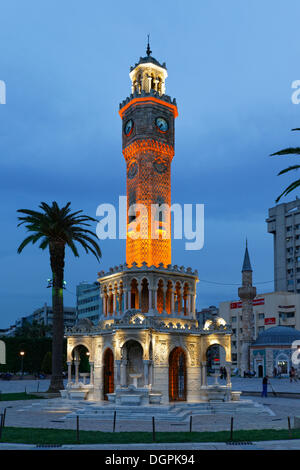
{"left": 113, "top": 291, "right": 117, "bottom": 315}
{"left": 171, "top": 289, "right": 175, "bottom": 314}
{"left": 143, "top": 360, "right": 150, "bottom": 387}
{"left": 74, "top": 360, "right": 80, "bottom": 384}
{"left": 67, "top": 361, "right": 72, "bottom": 384}
{"left": 201, "top": 361, "right": 207, "bottom": 386}
{"left": 89, "top": 362, "right": 94, "bottom": 385}
{"left": 225, "top": 361, "right": 232, "bottom": 388}
{"left": 115, "top": 360, "right": 121, "bottom": 386}
{"left": 154, "top": 287, "right": 158, "bottom": 312}
{"left": 120, "top": 360, "right": 127, "bottom": 387}
{"left": 162, "top": 288, "right": 167, "bottom": 312}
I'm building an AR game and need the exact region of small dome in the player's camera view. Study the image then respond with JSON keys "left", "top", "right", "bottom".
{"left": 253, "top": 326, "right": 300, "bottom": 346}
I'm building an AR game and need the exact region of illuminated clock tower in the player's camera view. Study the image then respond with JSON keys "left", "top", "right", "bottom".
{"left": 119, "top": 41, "right": 178, "bottom": 267}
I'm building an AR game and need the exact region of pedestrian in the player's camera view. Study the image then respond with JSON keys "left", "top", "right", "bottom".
{"left": 273, "top": 367, "right": 277, "bottom": 378}
{"left": 261, "top": 375, "right": 268, "bottom": 398}
{"left": 220, "top": 367, "right": 224, "bottom": 380}
{"left": 223, "top": 367, "right": 227, "bottom": 380}
{"left": 277, "top": 365, "right": 282, "bottom": 378}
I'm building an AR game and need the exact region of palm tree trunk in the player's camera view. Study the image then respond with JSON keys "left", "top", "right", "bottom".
{"left": 47, "top": 241, "right": 65, "bottom": 393}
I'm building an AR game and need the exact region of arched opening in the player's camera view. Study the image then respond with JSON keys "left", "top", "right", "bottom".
{"left": 157, "top": 279, "right": 164, "bottom": 314}
{"left": 130, "top": 279, "right": 139, "bottom": 309}
{"left": 166, "top": 281, "right": 172, "bottom": 314}
{"left": 141, "top": 278, "right": 149, "bottom": 313}
{"left": 175, "top": 282, "right": 182, "bottom": 314}
{"left": 169, "top": 347, "right": 187, "bottom": 401}
{"left": 108, "top": 285, "right": 113, "bottom": 316}
{"left": 206, "top": 343, "right": 227, "bottom": 379}
{"left": 258, "top": 364, "right": 263, "bottom": 378}
{"left": 71, "top": 344, "right": 91, "bottom": 385}
{"left": 123, "top": 340, "right": 144, "bottom": 388}
{"left": 103, "top": 348, "right": 114, "bottom": 400}
{"left": 183, "top": 283, "right": 189, "bottom": 315}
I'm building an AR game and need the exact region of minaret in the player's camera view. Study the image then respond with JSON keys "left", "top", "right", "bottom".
{"left": 238, "top": 240, "right": 256, "bottom": 376}
{"left": 119, "top": 41, "right": 178, "bottom": 267}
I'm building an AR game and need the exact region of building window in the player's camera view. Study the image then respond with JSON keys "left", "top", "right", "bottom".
{"left": 231, "top": 316, "right": 236, "bottom": 323}
{"left": 258, "top": 326, "right": 265, "bottom": 332}
{"left": 258, "top": 313, "right": 265, "bottom": 320}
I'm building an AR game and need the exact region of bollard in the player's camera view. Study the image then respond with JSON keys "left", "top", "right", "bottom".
{"left": 2, "top": 408, "right": 6, "bottom": 427}
{"left": 113, "top": 410, "right": 116, "bottom": 432}
{"left": 76, "top": 415, "right": 80, "bottom": 443}
{"left": 288, "top": 416, "right": 292, "bottom": 438}
{"left": 189, "top": 415, "right": 193, "bottom": 433}
{"left": 0, "top": 414, "right": 3, "bottom": 440}
{"left": 230, "top": 416, "right": 234, "bottom": 441}
{"left": 37, "top": 381, "right": 40, "bottom": 393}
{"left": 152, "top": 416, "right": 156, "bottom": 442}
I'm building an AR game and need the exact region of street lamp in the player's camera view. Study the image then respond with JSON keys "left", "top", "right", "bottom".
{"left": 19, "top": 351, "right": 25, "bottom": 378}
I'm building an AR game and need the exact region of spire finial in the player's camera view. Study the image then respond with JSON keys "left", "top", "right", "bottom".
{"left": 146, "top": 34, "right": 152, "bottom": 57}
{"left": 242, "top": 239, "right": 252, "bottom": 272}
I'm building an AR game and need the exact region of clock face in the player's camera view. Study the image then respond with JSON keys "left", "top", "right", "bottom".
{"left": 155, "top": 117, "right": 169, "bottom": 133}
{"left": 124, "top": 119, "right": 134, "bottom": 136}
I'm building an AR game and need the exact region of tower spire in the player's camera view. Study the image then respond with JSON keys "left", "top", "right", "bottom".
{"left": 146, "top": 34, "right": 152, "bottom": 57}
{"left": 242, "top": 238, "right": 252, "bottom": 272}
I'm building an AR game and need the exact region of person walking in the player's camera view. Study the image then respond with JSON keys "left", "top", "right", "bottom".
{"left": 261, "top": 375, "right": 268, "bottom": 398}
{"left": 223, "top": 366, "right": 227, "bottom": 380}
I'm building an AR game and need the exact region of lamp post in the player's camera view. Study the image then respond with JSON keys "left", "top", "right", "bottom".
{"left": 19, "top": 351, "right": 25, "bottom": 378}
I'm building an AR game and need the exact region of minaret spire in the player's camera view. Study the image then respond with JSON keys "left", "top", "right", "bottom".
{"left": 242, "top": 238, "right": 252, "bottom": 272}
{"left": 146, "top": 34, "right": 152, "bottom": 57}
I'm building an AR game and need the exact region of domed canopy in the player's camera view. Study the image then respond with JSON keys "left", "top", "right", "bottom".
{"left": 253, "top": 326, "right": 300, "bottom": 346}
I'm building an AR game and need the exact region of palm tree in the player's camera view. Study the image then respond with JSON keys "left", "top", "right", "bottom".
{"left": 271, "top": 128, "right": 300, "bottom": 202}
{"left": 17, "top": 201, "right": 101, "bottom": 393}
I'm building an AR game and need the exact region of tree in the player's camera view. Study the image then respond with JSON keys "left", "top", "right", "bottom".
{"left": 271, "top": 128, "right": 300, "bottom": 202}
{"left": 14, "top": 320, "right": 52, "bottom": 338}
{"left": 41, "top": 351, "right": 52, "bottom": 374}
{"left": 17, "top": 201, "right": 101, "bottom": 393}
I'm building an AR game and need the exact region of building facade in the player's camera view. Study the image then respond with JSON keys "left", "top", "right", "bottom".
{"left": 250, "top": 326, "right": 300, "bottom": 377}
{"left": 220, "top": 291, "right": 300, "bottom": 368}
{"left": 14, "top": 303, "right": 76, "bottom": 334}
{"left": 267, "top": 197, "right": 300, "bottom": 293}
{"left": 65, "top": 45, "right": 232, "bottom": 404}
{"left": 76, "top": 281, "right": 101, "bottom": 323}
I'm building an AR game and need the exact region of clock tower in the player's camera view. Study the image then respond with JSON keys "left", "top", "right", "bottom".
{"left": 119, "top": 42, "right": 178, "bottom": 268}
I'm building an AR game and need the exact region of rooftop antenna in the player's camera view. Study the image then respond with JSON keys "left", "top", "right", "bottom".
{"left": 146, "top": 34, "right": 152, "bottom": 57}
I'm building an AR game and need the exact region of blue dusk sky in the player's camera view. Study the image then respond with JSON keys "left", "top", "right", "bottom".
{"left": 0, "top": 0, "right": 300, "bottom": 328}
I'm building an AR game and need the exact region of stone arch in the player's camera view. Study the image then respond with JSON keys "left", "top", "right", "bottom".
{"left": 122, "top": 339, "right": 144, "bottom": 388}
{"left": 68, "top": 341, "right": 92, "bottom": 362}
{"left": 103, "top": 348, "right": 114, "bottom": 400}
{"left": 169, "top": 347, "right": 187, "bottom": 401}
{"left": 205, "top": 343, "right": 227, "bottom": 371}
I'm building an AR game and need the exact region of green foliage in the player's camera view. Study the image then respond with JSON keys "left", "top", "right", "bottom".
{"left": 17, "top": 201, "right": 102, "bottom": 261}
{"left": 41, "top": 351, "right": 52, "bottom": 374}
{"left": 0, "top": 427, "right": 300, "bottom": 445}
{"left": 0, "top": 337, "right": 66, "bottom": 374}
{"left": 14, "top": 320, "right": 52, "bottom": 339}
{"left": 270, "top": 128, "right": 300, "bottom": 202}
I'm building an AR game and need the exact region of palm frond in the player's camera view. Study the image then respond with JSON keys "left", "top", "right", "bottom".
{"left": 277, "top": 165, "right": 300, "bottom": 176}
